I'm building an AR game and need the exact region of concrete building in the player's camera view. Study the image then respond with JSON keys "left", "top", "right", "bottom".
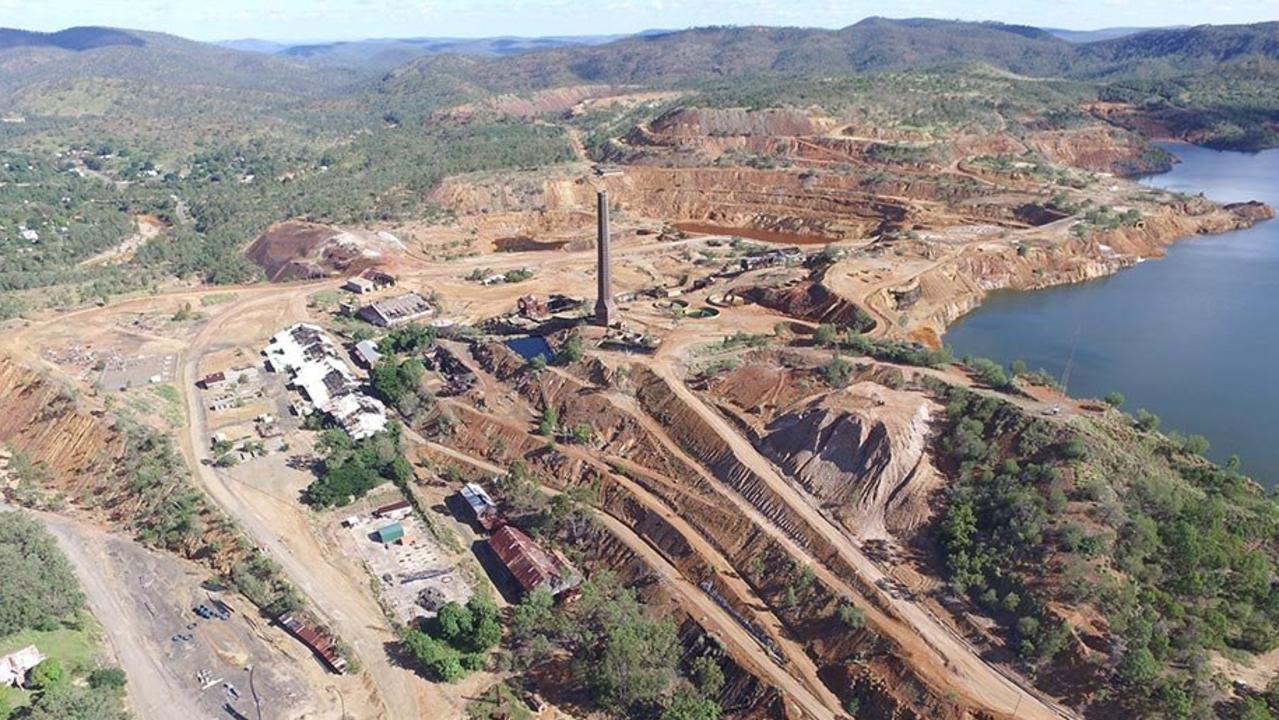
{"left": 739, "top": 246, "right": 804, "bottom": 272}
{"left": 594, "top": 190, "right": 618, "bottom": 326}
{"left": 357, "top": 292, "right": 434, "bottom": 327}
{"left": 327, "top": 393, "right": 389, "bottom": 439}
{"left": 0, "top": 646, "right": 43, "bottom": 688}
{"left": 363, "top": 270, "right": 397, "bottom": 289}
{"left": 353, "top": 339, "right": 383, "bottom": 368}
{"left": 199, "top": 371, "right": 228, "bottom": 389}
{"left": 264, "top": 324, "right": 342, "bottom": 373}
{"left": 343, "top": 276, "right": 375, "bottom": 294}
{"left": 373, "top": 499, "right": 413, "bottom": 520}
{"left": 344, "top": 270, "right": 396, "bottom": 295}
{"left": 517, "top": 295, "right": 548, "bottom": 320}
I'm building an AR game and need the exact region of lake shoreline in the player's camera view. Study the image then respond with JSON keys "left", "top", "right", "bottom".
{"left": 943, "top": 144, "right": 1279, "bottom": 483}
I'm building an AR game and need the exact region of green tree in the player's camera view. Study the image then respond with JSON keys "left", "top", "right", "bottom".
{"left": 1116, "top": 646, "right": 1160, "bottom": 696}
{"left": 538, "top": 406, "right": 559, "bottom": 436}
{"left": 465, "top": 595, "right": 502, "bottom": 652}
{"left": 822, "top": 355, "right": 853, "bottom": 387}
{"left": 1237, "top": 697, "right": 1273, "bottom": 720}
{"left": 661, "top": 689, "right": 722, "bottom": 720}
{"left": 22, "top": 684, "right": 129, "bottom": 720}
{"left": 403, "top": 629, "right": 466, "bottom": 682}
{"left": 690, "top": 655, "right": 725, "bottom": 698}
{"left": 814, "top": 323, "right": 839, "bottom": 348}
{"left": 1135, "top": 409, "right": 1161, "bottom": 432}
{"left": 1103, "top": 391, "right": 1126, "bottom": 407}
{"left": 837, "top": 601, "right": 866, "bottom": 629}
{"left": 969, "top": 357, "right": 1011, "bottom": 389}
{"left": 0, "top": 513, "right": 85, "bottom": 636}
{"left": 588, "top": 614, "right": 680, "bottom": 710}
{"left": 556, "top": 334, "right": 584, "bottom": 364}
{"left": 512, "top": 588, "right": 555, "bottom": 640}
{"left": 436, "top": 602, "right": 474, "bottom": 645}
{"left": 569, "top": 423, "right": 594, "bottom": 445}
{"left": 27, "top": 658, "right": 66, "bottom": 690}
{"left": 1184, "top": 434, "right": 1210, "bottom": 456}
{"left": 88, "top": 667, "right": 128, "bottom": 691}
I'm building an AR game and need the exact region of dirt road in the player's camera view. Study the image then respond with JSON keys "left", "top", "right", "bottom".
{"left": 40, "top": 513, "right": 217, "bottom": 720}
{"left": 15, "top": 506, "right": 334, "bottom": 720}
{"left": 642, "top": 362, "right": 1074, "bottom": 720}
{"left": 175, "top": 288, "right": 427, "bottom": 720}
{"left": 588, "top": 510, "right": 839, "bottom": 720}
{"left": 401, "top": 433, "right": 842, "bottom": 720}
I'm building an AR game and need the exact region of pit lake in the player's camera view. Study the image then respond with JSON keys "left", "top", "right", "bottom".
{"left": 944, "top": 143, "right": 1279, "bottom": 486}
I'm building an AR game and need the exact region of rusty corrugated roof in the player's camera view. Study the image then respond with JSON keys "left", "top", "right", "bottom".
{"left": 488, "top": 525, "right": 558, "bottom": 594}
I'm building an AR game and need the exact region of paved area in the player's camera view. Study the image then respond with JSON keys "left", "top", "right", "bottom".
{"left": 99, "top": 353, "right": 177, "bottom": 391}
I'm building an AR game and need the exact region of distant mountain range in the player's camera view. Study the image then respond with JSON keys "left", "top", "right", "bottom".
{"left": 1043, "top": 26, "right": 1184, "bottom": 43}
{"left": 2, "top": 19, "right": 1277, "bottom": 112}
{"left": 210, "top": 24, "right": 1182, "bottom": 69}
{"left": 374, "top": 18, "right": 1279, "bottom": 94}
{"left": 215, "top": 30, "right": 675, "bottom": 71}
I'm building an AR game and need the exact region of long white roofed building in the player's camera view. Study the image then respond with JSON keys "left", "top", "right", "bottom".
{"left": 264, "top": 323, "right": 388, "bottom": 439}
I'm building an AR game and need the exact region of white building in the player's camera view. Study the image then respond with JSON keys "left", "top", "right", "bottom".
{"left": 264, "top": 323, "right": 389, "bottom": 440}
{"left": 0, "top": 646, "right": 43, "bottom": 688}
{"left": 327, "top": 393, "right": 389, "bottom": 440}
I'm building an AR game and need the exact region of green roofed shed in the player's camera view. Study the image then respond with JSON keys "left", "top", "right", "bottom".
{"left": 374, "top": 522, "right": 404, "bottom": 544}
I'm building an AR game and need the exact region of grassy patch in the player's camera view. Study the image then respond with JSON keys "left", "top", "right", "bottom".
{"left": 199, "top": 292, "right": 239, "bottom": 306}
{"left": 119, "top": 384, "right": 185, "bottom": 428}
{"left": 0, "top": 622, "right": 104, "bottom": 709}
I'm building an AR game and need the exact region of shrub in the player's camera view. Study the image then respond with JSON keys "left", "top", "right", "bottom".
{"left": 969, "top": 357, "right": 1011, "bottom": 389}
{"left": 27, "top": 659, "right": 66, "bottom": 690}
{"left": 814, "top": 324, "right": 839, "bottom": 347}
{"left": 538, "top": 407, "right": 559, "bottom": 436}
{"left": 1134, "top": 409, "right": 1161, "bottom": 432}
{"left": 822, "top": 355, "right": 853, "bottom": 387}
{"left": 556, "top": 334, "right": 584, "bottom": 364}
{"left": 88, "top": 667, "right": 127, "bottom": 691}
{"left": 837, "top": 601, "right": 866, "bottom": 629}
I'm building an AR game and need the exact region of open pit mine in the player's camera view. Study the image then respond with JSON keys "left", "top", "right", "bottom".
{"left": 1, "top": 82, "right": 1274, "bottom": 720}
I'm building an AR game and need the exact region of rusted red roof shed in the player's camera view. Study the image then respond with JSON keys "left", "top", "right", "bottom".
{"left": 488, "top": 525, "right": 562, "bottom": 595}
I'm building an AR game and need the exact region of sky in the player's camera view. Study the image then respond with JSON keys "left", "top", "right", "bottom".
{"left": 1, "top": 0, "right": 1275, "bottom": 43}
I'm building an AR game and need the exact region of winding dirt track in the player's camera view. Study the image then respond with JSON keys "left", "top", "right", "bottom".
{"left": 175, "top": 286, "right": 423, "bottom": 720}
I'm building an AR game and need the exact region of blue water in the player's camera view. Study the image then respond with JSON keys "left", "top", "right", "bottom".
{"left": 505, "top": 336, "right": 553, "bottom": 363}
{"left": 945, "top": 144, "right": 1279, "bottom": 485}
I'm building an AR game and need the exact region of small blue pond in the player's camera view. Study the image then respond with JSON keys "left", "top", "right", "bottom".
{"left": 505, "top": 336, "right": 553, "bottom": 363}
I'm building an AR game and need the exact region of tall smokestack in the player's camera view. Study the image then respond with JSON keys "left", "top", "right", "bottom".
{"left": 594, "top": 190, "right": 617, "bottom": 326}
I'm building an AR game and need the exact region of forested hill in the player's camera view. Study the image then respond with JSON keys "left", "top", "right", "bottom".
{"left": 0, "top": 26, "right": 144, "bottom": 51}
{"left": 0, "top": 26, "right": 354, "bottom": 101}
{"left": 2, "top": 19, "right": 1276, "bottom": 107}
{"left": 378, "top": 18, "right": 1279, "bottom": 92}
